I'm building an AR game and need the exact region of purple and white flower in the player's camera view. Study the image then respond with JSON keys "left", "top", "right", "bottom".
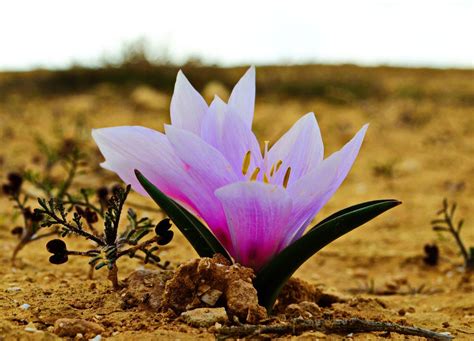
{"left": 92, "top": 67, "right": 368, "bottom": 270}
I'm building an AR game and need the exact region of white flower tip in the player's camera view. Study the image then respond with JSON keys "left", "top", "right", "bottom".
{"left": 175, "top": 69, "right": 190, "bottom": 86}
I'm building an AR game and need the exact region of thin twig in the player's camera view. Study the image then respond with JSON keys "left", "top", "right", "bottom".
{"left": 215, "top": 318, "right": 453, "bottom": 340}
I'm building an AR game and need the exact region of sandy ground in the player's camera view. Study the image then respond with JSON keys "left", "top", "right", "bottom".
{"left": 0, "top": 67, "right": 473, "bottom": 339}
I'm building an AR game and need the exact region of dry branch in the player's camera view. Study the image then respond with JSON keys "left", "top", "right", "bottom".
{"left": 216, "top": 318, "right": 453, "bottom": 340}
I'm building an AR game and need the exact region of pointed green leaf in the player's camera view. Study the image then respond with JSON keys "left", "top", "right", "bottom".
{"left": 135, "top": 170, "right": 232, "bottom": 261}
{"left": 254, "top": 199, "right": 401, "bottom": 312}
{"left": 311, "top": 199, "right": 396, "bottom": 230}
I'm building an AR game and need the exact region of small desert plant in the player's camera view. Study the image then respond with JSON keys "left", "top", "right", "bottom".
{"left": 431, "top": 198, "right": 473, "bottom": 271}
{"left": 3, "top": 137, "right": 84, "bottom": 262}
{"left": 36, "top": 185, "right": 173, "bottom": 289}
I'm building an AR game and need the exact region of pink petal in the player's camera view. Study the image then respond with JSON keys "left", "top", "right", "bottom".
{"left": 282, "top": 124, "right": 369, "bottom": 248}
{"left": 91, "top": 126, "right": 195, "bottom": 210}
{"left": 228, "top": 66, "right": 256, "bottom": 129}
{"left": 170, "top": 70, "right": 209, "bottom": 135}
{"left": 201, "top": 96, "right": 262, "bottom": 177}
{"left": 267, "top": 112, "right": 324, "bottom": 186}
{"left": 165, "top": 124, "right": 240, "bottom": 249}
{"left": 215, "top": 181, "right": 293, "bottom": 270}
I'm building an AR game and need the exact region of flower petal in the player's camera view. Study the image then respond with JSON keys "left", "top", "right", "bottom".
{"left": 228, "top": 66, "right": 255, "bottom": 129}
{"left": 91, "top": 126, "right": 195, "bottom": 209}
{"left": 201, "top": 96, "right": 262, "bottom": 177}
{"left": 267, "top": 113, "right": 324, "bottom": 186}
{"left": 170, "top": 70, "right": 209, "bottom": 135}
{"left": 215, "top": 181, "right": 293, "bottom": 270}
{"left": 282, "top": 124, "right": 369, "bottom": 247}
{"left": 165, "top": 124, "right": 240, "bottom": 248}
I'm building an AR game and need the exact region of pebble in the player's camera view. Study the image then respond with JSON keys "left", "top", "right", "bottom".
{"left": 54, "top": 318, "right": 105, "bottom": 338}
{"left": 6, "top": 287, "right": 21, "bottom": 292}
{"left": 200, "top": 289, "right": 223, "bottom": 306}
{"left": 24, "top": 322, "right": 37, "bottom": 333}
{"left": 181, "top": 307, "right": 228, "bottom": 328}
{"left": 20, "top": 303, "right": 31, "bottom": 310}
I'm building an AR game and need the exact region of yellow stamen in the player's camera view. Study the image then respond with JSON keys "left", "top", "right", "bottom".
{"left": 263, "top": 173, "right": 270, "bottom": 184}
{"left": 241, "top": 151, "right": 251, "bottom": 175}
{"left": 269, "top": 164, "right": 275, "bottom": 177}
{"left": 250, "top": 167, "right": 260, "bottom": 181}
{"left": 283, "top": 167, "right": 291, "bottom": 188}
{"left": 275, "top": 160, "right": 283, "bottom": 172}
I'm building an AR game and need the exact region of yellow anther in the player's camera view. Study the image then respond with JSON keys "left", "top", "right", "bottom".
{"left": 250, "top": 167, "right": 260, "bottom": 181}
{"left": 275, "top": 160, "right": 283, "bottom": 172}
{"left": 283, "top": 167, "right": 291, "bottom": 188}
{"left": 241, "top": 151, "right": 252, "bottom": 175}
{"left": 263, "top": 173, "right": 270, "bottom": 184}
{"left": 269, "top": 164, "right": 275, "bottom": 177}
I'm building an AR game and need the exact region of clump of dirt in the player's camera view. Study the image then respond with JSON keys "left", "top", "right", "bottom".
{"left": 121, "top": 269, "right": 174, "bottom": 311}
{"left": 122, "top": 254, "right": 267, "bottom": 324}
{"left": 273, "top": 277, "right": 348, "bottom": 314}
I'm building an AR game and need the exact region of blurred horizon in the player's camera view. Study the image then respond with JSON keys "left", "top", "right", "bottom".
{"left": 0, "top": 0, "right": 472, "bottom": 71}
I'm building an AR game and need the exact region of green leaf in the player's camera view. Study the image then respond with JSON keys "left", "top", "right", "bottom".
{"left": 254, "top": 199, "right": 401, "bottom": 312}
{"left": 135, "top": 170, "right": 232, "bottom": 261}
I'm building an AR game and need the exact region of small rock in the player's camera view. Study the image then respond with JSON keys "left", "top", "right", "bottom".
{"left": 6, "top": 287, "right": 21, "bottom": 292}
{"left": 54, "top": 318, "right": 105, "bottom": 338}
{"left": 20, "top": 303, "right": 31, "bottom": 310}
{"left": 89, "top": 335, "right": 102, "bottom": 341}
{"left": 442, "top": 321, "right": 450, "bottom": 328}
{"left": 285, "top": 301, "right": 322, "bottom": 319}
{"left": 24, "top": 322, "right": 37, "bottom": 333}
{"left": 200, "top": 289, "right": 222, "bottom": 306}
{"left": 181, "top": 307, "right": 228, "bottom": 328}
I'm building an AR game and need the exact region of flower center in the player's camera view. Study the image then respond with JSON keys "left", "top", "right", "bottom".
{"left": 241, "top": 148, "right": 292, "bottom": 188}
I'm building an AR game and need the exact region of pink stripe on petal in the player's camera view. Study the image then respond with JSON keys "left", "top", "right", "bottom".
{"left": 215, "top": 181, "right": 293, "bottom": 270}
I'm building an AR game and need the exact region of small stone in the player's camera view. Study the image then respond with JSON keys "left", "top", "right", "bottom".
{"left": 20, "top": 303, "right": 31, "bottom": 310}
{"left": 286, "top": 301, "right": 322, "bottom": 319}
{"left": 54, "top": 318, "right": 105, "bottom": 338}
{"left": 181, "top": 307, "right": 228, "bottom": 328}
{"left": 24, "top": 322, "right": 37, "bottom": 333}
{"left": 407, "top": 306, "right": 416, "bottom": 313}
{"left": 197, "top": 284, "right": 211, "bottom": 296}
{"left": 6, "top": 287, "right": 21, "bottom": 292}
{"left": 398, "top": 308, "right": 406, "bottom": 316}
{"left": 89, "top": 335, "right": 102, "bottom": 341}
{"left": 200, "top": 289, "right": 222, "bottom": 306}
{"left": 442, "top": 321, "right": 450, "bottom": 328}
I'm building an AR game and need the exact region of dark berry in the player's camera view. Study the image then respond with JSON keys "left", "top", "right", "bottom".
{"left": 157, "top": 230, "right": 174, "bottom": 246}
{"left": 49, "top": 254, "right": 68, "bottom": 264}
{"left": 155, "top": 219, "right": 171, "bottom": 235}
{"left": 46, "top": 239, "right": 67, "bottom": 254}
